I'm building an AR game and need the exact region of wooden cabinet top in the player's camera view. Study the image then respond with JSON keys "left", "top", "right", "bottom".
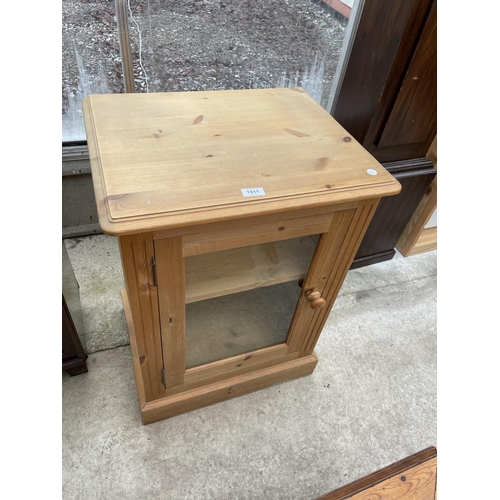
{"left": 83, "top": 88, "right": 400, "bottom": 235}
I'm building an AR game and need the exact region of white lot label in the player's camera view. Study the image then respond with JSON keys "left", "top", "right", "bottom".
{"left": 241, "top": 187, "right": 266, "bottom": 197}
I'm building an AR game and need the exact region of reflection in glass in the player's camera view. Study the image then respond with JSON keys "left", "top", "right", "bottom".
{"left": 62, "top": 0, "right": 123, "bottom": 142}
{"left": 184, "top": 236, "right": 318, "bottom": 368}
{"left": 127, "top": 0, "right": 354, "bottom": 109}
{"left": 186, "top": 281, "right": 301, "bottom": 369}
{"left": 62, "top": 1, "right": 359, "bottom": 141}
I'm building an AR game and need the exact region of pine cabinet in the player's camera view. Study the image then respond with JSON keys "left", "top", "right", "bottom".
{"left": 83, "top": 88, "right": 400, "bottom": 424}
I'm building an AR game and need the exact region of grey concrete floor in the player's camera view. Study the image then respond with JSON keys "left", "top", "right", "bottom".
{"left": 62, "top": 235, "right": 437, "bottom": 500}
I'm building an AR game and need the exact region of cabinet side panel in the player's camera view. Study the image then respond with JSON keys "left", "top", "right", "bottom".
{"left": 119, "top": 233, "right": 165, "bottom": 401}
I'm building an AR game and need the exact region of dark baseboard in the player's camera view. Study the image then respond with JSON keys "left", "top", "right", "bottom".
{"left": 350, "top": 249, "right": 396, "bottom": 270}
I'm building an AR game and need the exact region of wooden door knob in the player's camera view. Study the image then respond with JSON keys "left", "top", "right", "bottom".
{"left": 305, "top": 290, "right": 326, "bottom": 310}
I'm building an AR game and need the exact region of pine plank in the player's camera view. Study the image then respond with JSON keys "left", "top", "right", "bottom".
{"left": 82, "top": 88, "right": 400, "bottom": 235}
{"left": 154, "top": 237, "right": 185, "bottom": 388}
{"left": 315, "top": 447, "right": 437, "bottom": 500}
{"left": 118, "top": 233, "right": 165, "bottom": 401}
{"left": 396, "top": 135, "right": 437, "bottom": 256}
{"left": 407, "top": 226, "right": 437, "bottom": 256}
{"left": 152, "top": 204, "right": 355, "bottom": 242}
{"left": 184, "top": 344, "right": 288, "bottom": 384}
{"left": 120, "top": 288, "right": 146, "bottom": 409}
{"left": 141, "top": 354, "right": 318, "bottom": 424}
{"left": 181, "top": 209, "right": 334, "bottom": 257}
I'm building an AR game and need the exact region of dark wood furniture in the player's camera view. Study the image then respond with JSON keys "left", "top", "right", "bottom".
{"left": 62, "top": 241, "right": 88, "bottom": 376}
{"left": 334, "top": 0, "right": 437, "bottom": 267}
{"left": 397, "top": 136, "right": 437, "bottom": 256}
{"left": 351, "top": 158, "right": 436, "bottom": 268}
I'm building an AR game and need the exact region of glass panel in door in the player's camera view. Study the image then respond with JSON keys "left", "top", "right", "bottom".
{"left": 184, "top": 236, "right": 318, "bottom": 368}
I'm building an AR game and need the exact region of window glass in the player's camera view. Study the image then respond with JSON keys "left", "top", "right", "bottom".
{"left": 62, "top": 0, "right": 124, "bottom": 142}
{"left": 126, "top": 0, "right": 355, "bottom": 109}
{"left": 62, "top": 0, "right": 360, "bottom": 142}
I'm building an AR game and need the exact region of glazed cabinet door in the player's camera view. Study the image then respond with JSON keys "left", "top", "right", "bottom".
{"left": 152, "top": 200, "right": 380, "bottom": 397}
{"left": 118, "top": 197, "right": 383, "bottom": 417}
{"left": 154, "top": 233, "right": 317, "bottom": 395}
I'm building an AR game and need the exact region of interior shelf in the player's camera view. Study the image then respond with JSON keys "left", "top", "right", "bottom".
{"left": 185, "top": 236, "right": 317, "bottom": 303}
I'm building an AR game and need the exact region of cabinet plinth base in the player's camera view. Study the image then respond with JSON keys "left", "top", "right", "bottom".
{"left": 142, "top": 354, "right": 318, "bottom": 425}
{"left": 121, "top": 288, "right": 318, "bottom": 425}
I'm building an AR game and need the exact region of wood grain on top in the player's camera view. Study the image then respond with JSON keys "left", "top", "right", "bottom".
{"left": 83, "top": 88, "right": 400, "bottom": 235}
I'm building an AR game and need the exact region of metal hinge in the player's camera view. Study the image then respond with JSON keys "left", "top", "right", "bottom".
{"left": 152, "top": 257, "right": 158, "bottom": 286}
{"left": 161, "top": 368, "right": 166, "bottom": 388}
